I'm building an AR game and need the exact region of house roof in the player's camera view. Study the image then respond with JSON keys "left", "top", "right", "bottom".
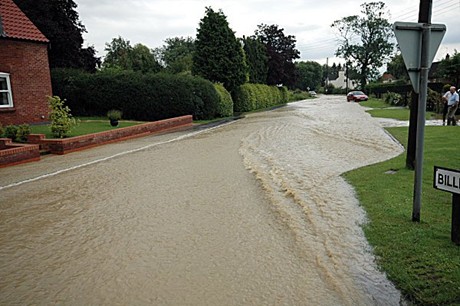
{"left": 382, "top": 73, "right": 395, "bottom": 80}
{"left": 0, "top": 0, "right": 48, "bottom": 43}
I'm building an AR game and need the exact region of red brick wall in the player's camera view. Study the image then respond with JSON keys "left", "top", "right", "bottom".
{"left": 0, "top": 39, "right": 52, "bottom": 125}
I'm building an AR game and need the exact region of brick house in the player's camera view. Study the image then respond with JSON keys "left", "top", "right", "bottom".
{"left": 0, "top": 0, "right": 52, "bottom": 125}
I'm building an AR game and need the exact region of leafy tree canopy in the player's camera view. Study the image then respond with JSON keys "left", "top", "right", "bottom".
{"left": 103, "top": 36, "right": 162, "bottom": 73}
{"left": 192, "top": 7, "right": 247, "bottom": 93}
{"left": 254, "top": 24, "right": 300, "bottom": 88}
{"left": 295, "top": 61, "right": 323, "bottom": 91}
{"left": 154, "top": 37, "right": 195, "bottom": 74}
{"left": 13, "top": 0, "right": 101, "bottom": 72}
{"left": 386, "top": 52, "right": 409, "bottom": 81}
{"left": 331, "top": 1, "right": 394, "bottom": 88}
{"left": 242, "top": 36, "right": 268, "bottom": 84}
{"left": 437, "top": 51, "right": 460, "bottom": 88}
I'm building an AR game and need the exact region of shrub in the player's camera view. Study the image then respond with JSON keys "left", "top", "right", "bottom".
{"left": 233, "top": 84, "right": 257, "bottom": 112}
{"left": 442, "top": 84, "right": 451, "bottom": 94}
{"left": 51, "top": 69, "right": 223, "bottom": 121}
{"left": 233, "top": 83, "right": 286, "bottom": 113}
{"left": 427, "top": 88, "right": 442, "bottom": 112}
{"left": 278, "top": 86, "right": 289, "bottom": 103}
{"left": 48, "top": 96, "right": 78, "bottom": 138}
{"left": 3, "top": 124, "right": 30, "bottom": 142}
{"left": 188, "top": 76, "right": 221, "bottom": 120}
{"left": 288, "top": 89, "right": 310, "bottom": 102}
{"left": 107, "top": 109, "right": 122, "bottom": 120}
{"left": 384, "top": 92, "right": 403, "bottom": 106}
{"left": 3, "top": 125, "right": 17, "bottom": 140}
{"left": 51, "top": 68, "right": 90, "bottom": 115}
{"left": 0, "top": 122, "right": 3, "bottom": 137}
{"left": 214, "top": 83, "right": 233, "bottom": 117}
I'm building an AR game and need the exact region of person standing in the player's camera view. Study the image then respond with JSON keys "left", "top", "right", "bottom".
{"left": 441, "top": 91, "right": 449, "bottom": 125}
{"left": 442, "top": 86, "right": 459, "bottom": 126}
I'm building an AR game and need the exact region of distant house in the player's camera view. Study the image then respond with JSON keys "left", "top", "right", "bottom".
{"left": 329, "top": 69, "right": 357, "bottom": 90}
{"left": 381, "top": 73, "right": 396, "bottom": 83}
{"left": 0, "top": 0, "right": 52, "bottom": 125}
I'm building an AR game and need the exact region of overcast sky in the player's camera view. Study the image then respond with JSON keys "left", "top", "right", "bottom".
{"left": 75, "top": 0, "right": 460, "bottom": 67}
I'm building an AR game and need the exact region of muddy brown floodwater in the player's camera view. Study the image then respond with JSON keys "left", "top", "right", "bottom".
{"left": 0, "top": 95, "right": 405, "bottom": 305}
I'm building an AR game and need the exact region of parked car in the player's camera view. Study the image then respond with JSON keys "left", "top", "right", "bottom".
{"left": 347, "top": 91, "right": 368, "bottom": 102}
{"left": 309, "top": 91, "right": 317, "bottom": 96}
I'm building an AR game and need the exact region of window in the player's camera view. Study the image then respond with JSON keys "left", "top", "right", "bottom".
{"left": 0, "top": 72, "right": 13, "bottom": 108}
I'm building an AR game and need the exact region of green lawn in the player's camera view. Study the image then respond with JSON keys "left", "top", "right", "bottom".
{"left": 360, "top": 98, "right": 436, "bottom": 120}
{"left": 30, "top": 117, "right": 144, "bottom": 138}
{"left": 360, "top": 98, "right": 389, "bottom": 108}
{"left": 344, "top": 122, "right": 460, "bottom": 304}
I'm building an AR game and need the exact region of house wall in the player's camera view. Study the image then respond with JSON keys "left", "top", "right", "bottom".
{"left": 0, "top": 39, "right": 52, "bottom": 125}
{"left": 329, "top": 71, "right": 347, "bottom": 89}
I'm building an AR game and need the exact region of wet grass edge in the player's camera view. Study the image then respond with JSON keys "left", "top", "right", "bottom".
{"left": 343, "top": 125, "right": 460, "bottom": 305}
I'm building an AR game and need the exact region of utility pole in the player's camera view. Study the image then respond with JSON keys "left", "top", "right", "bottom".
{"left": 412, "top": 0, "right": 432, "bottom": 222}
{"left": 345, "top": 63, "right": 349, "bottom": 93}
{"left": 406, "top": 0, "right": 432, "bottom": 170}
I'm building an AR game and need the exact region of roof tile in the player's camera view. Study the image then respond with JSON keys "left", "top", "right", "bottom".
{"left": 0, "top": 0, "right": 48, "bottom": 43}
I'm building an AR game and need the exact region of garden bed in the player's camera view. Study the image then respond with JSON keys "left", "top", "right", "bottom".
{"left": 0, "top": 115, "right": 193, "bottom": 166}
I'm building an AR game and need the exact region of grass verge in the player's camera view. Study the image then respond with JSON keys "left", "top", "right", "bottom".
{"left": 360, "top": 98, "right": 389, "bottom": 108}
{"left": 360, "top": 98, "right": 436, "bottom": 120}
{"left": 343, "top": 125, "right": 460, "bottom": 304}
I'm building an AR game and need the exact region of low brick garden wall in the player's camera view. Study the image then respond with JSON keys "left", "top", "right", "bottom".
{"left": 0, "top": 115, "right": 193, "bottom": 167}
{"left": 0, "top": 138, "right": 40, "bottom": 168}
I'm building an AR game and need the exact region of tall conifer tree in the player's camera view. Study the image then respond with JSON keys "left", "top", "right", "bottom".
{"left": 192, "top": 7, "right": 247, "bottom": 93}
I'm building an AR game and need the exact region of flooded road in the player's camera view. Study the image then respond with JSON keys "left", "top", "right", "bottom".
{"left": 0, "top": 95, "right": 404, "bottom": 305}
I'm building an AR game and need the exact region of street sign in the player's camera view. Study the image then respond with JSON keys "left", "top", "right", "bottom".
{"left": 433, "top": 166, "right": 460, "bottom": 245}
{"left": 393, "top": 22, "right": 446, "bottom": 93}
{"left": 434, "top": 166, "right": 460, "bottom": 194}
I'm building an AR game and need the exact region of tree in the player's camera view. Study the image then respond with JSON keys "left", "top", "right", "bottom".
{"left": 154, "top": 37, "right": 195, "bottom": 74}
{"left": 130, "top": 44, "right": 162, "bottom": 73}
{"left": 437, "top": 51, "right": 460, "bottom": 88}
{"left": 192, "top": 7, "right": 247, "bottom": 93}
{"left": 13, "top": 0, "right": 100, "bottom": 72}
{"left": 386, "top": 53, "right": 409, "bottom": 81}
{"left": 254, "top": 24, "right": 300, "bottom": 87}
{"left": 103, "top": 37, "right": 133, "bottom": 70}
{"left": 295, "top": 61, "right": 323, "bottom": 91}
{"left": 331, "top": 2, "right": 394, "bottom": 89}
{"left": 242, "top": 36, "right": 268, "bottom": 84}
{"left": 103, "top": 37, "right": 161, "bottom": 73}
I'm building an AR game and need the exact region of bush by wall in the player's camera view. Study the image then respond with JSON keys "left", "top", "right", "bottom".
{"left": 233, "top": 83, "right": 287, "bottom": 113}
{"left": 214, "top": 83, "right": 233, "bottom": 117}
{"left": 2, "top": 124, "right": 31, "bottom": 143}
{"left": 51, "top": 69, "right": 224, "bottom": 121}
{"left": 48, "top": 96, "right": 78, "bottom": 138}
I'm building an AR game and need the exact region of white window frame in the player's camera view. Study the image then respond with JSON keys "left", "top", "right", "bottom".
{"left": 0, "top": 72, "right": 14, "bottom": 108}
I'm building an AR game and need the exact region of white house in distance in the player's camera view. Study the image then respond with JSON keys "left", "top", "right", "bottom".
{"left": 329, "top": 69, "right": 357, "bottom": 90}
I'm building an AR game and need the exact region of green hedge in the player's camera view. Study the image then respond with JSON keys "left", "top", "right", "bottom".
{"left": 214, "top": 83, "right": 233, "bottom": 117}
{"left": 233, "top": 83, "right": 287, "bottom": 113}
{"left": 51, "top": 69, "right": 227, "bottom": 121}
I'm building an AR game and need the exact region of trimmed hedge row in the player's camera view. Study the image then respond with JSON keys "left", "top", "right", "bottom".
{"left": 51, "top": 69, "right": 232, "bottom": 121}
{"left": 214, "top": 83, "right": 233, "bottom": 117}
{"left": 233, "top": 83, "right": 288, "bottom": 112}
{"left": 51, "top": 69, "right": 284, "bottom": 121}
